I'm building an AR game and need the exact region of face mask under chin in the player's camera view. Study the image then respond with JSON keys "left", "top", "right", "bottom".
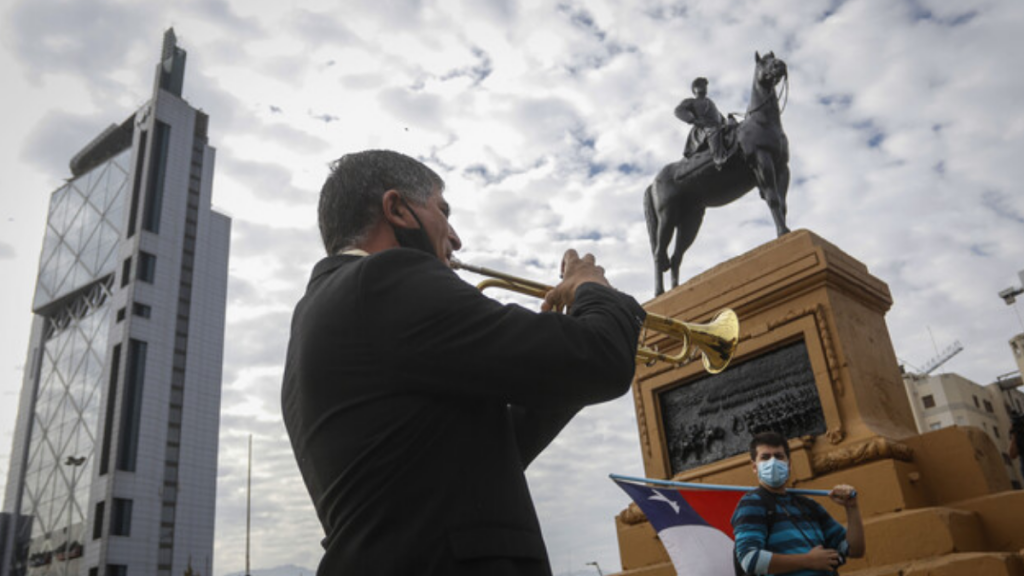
{"left": 391, "top": 197, "right": 438, "bottom": 258}
{"left": 392, "top": 225, "right": 436, "bottom": 257}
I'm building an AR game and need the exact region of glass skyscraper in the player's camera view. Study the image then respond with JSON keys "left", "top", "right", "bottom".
{"left": 1, "top": 30, "right": 229, "bottom": 576}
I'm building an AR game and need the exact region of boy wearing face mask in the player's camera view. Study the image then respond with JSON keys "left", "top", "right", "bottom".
{"left": 731, "top": 432, "right": 865, "bottom": 575}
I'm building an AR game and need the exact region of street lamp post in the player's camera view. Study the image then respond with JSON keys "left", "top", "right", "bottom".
{"left": 586, "top": 560, "right": 604, "bottom": 576}
{"left": 63, "top": 456, "right": 86, "bottom": 576}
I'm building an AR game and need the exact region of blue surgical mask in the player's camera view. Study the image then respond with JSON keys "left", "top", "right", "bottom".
{"left": 757, "top": 458, "right": 789, "bottom": 488}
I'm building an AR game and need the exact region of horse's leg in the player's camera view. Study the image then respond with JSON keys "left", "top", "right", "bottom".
{"left": 645, "top": 184, "right": 666, "bottom": 296}
{"left": 669, "top": 207, "right": 705, "bottom": 289}
{"left": 751, "top": 149, "right": 789, "bottom": 237}
{"left": 776, "top": 162, "right": 791, "bottom": 235}
{"left": 655, "top": 214, "right": 674, "bottom": 296}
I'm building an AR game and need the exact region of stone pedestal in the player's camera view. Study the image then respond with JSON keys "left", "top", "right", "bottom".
{"left": 616, "top": 230, "right": 1023, "bottom": 576}
{"left": 633, "top": 229, "right": 917, "bottom": 487}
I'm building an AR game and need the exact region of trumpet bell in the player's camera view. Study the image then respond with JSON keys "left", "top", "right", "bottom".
{"left": 636, "top": 309, "right": 739, "bottom": 373}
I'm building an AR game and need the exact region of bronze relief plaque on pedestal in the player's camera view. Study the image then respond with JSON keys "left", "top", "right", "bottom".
{"left": 660, "top": 339, "right": 826, "bottom": 475}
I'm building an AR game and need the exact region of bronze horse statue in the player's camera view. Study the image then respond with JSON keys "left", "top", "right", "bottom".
{"left": 644, "top": 52, "right": 790, "bottom": 295}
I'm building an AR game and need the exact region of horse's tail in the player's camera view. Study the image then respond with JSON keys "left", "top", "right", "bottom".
{"left": 643, "top": 183, "right": 657, "bottom": 257}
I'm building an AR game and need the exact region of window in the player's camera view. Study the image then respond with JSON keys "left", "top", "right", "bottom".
{"left": 107, "top": 564, "right": 127, "bottom": 576}
{"left": 93, "top": 501, "right": 105, "bottom": 540}
{"left": 137, "top": 252, "right": 156, "bottom": 283}
{"left": 111, "top": 498, "right": 133, "bottom": 536}
{"left": 116, "top": 308, "right": 126, "bottom": 322}
{"left": 929, "top": 422, "right": 942, "bottom": 430}
{"left": 922, "top": 395, "right": 936, "bottom": 409}
{"left": 121, "top": 257, "right": 132, "bottom": 288}
{"left": 117, "top": 339, "right": 147, "bottom": 471}
{"left": 1004, "top": 452, "right": 1013, "bottom": 465}
{"left": 973, "top": 395, "right": 980, "bottom": 408}
{"left": 984, "top": 399, "right": 994, "bottom": 413}
{"left": 128, "top": 131, "right": 148, "bottom": 238}
{"left": 132, "top": 303, "right": 151, "bottom": 318}
{"left": 143, "top": 121, "right": 171, "bottom": 233}
{"left": 100, "top": 344, "right": 122, "bottom": 475}
{"left": 994, "top": 426, "right": 1000, "bottom": 438}
{"left": 163, "top": 464, "right": 178, "bottom": 483}
{"left": 161, "top": 503, "right": 175, "bottom": 524}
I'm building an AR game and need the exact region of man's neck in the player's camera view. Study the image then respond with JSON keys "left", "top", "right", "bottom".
{"left": 348, "top": 222, "right": 401, "bottom": 255}
{"left": 760, "top": 483, "right": 787, "bottom": 495}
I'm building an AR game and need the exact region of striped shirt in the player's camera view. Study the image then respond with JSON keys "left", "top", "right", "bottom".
{"left": 731, "top": 489, "right": 848, "bottom": 575}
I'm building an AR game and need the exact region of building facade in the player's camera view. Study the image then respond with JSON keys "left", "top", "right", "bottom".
{"left": 1010, "top": 333, "right": 1024, "bottom": 377}
{"left": 902, "top": 367, "right": 1024, "bottom": 489}
{"left": 1, "top": 30, "right": 229, "bottom": 576}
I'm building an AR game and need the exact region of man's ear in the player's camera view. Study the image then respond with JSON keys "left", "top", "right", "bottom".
{"left": 382, "top": 189, "right": 411, "bottom": 227}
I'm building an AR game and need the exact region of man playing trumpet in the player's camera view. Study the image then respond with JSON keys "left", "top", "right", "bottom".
{"left": 282, "top": 149, "right": 646, "bottom": 575}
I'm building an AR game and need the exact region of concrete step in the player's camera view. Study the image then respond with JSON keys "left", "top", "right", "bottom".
{"left": 950, "top": 490, "right": 1024, "bottom": 552}
{"left": 843, "top": 552, "right": 1024, "bottom": 576}
{"left": 613, "top": 562, "right": 673, "bottom": 576}
{"left": 843, "top": 506, "right": 987, "bottom": 571}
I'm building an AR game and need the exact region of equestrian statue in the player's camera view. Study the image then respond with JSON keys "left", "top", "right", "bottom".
{"left": 644, "top": 51, "right": 791, "bottom": 295}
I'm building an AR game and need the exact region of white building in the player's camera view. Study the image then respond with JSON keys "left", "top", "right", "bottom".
{"left": 902, "top": 365, "right": 1024, "bottom": 489}
{"left": 1, "top": 30, "right": 230, "bottom": 576}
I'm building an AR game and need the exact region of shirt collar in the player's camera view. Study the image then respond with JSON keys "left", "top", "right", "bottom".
{"left": 336, "top": 248, "right": 369, "bottom": 257}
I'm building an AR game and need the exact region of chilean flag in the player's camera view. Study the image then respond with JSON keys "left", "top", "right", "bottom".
{"left": 614, "top": 478, "right": 745, "bottom": 576}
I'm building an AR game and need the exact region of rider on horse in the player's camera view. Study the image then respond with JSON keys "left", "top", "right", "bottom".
{"left": 675, "top": 77, "right": 729, "bottom": 169}
{"left": 647, "top": 52, "right": 790, "bottom": 296}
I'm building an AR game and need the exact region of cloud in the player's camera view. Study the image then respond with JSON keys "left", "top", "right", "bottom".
{"left": 3, "top": 0, "right": 159, "bottom": 91}
{"left": 286, "top": 8, "right": 361, "bottom": 49}
{"left": 439, "top": 46, "right": 493, "bottom": 86}
{"left": 222, "top": 309, "right": 292, "bottom": 372}
{"left": 377, "top": 87, "right": 446, "bottom": 132}
{"left": 184, "top": 0, "right": 263, "bottom": 37}
{"left": 20, "top": 111, "right": 119, "bottom": 177}
{"left": 216, "top": 152, "right": 313, "bottom": 203}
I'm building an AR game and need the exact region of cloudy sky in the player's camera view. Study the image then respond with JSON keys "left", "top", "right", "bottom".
{"left": 1, "top": 0, "right": 1023, "bottom": 574}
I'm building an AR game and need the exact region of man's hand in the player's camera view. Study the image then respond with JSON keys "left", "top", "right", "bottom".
{"left": 829, "top": 484, "right": 858, "bottom": 508}
{"left": 542, "top": 250, "right": 611, "bottom": 312}
{"left": 804, "top": 545, "right": 841, "bottom": 572}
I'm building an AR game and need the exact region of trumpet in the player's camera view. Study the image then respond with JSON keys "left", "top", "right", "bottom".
{"left": 450, "top": 259, "right": 739, "bottom": 373}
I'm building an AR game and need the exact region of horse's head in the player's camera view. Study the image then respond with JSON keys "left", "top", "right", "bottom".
{"left": 754, "top": 51, "right": 788, "bottom": 88}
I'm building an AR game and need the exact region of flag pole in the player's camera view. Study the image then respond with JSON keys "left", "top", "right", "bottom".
{"left": 246, "top": 434, "right": 252, "bottom": 576}
{"left": 610, "top": 474, "right": 847, "bottom": 497}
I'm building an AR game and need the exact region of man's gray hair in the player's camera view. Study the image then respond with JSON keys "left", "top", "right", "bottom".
{"left": 318, "top": 150, "right": 444, "bottom": 255}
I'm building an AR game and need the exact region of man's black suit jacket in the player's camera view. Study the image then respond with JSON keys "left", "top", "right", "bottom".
{"left": 282, "top": 248, "right": 645, "bottom": 575}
